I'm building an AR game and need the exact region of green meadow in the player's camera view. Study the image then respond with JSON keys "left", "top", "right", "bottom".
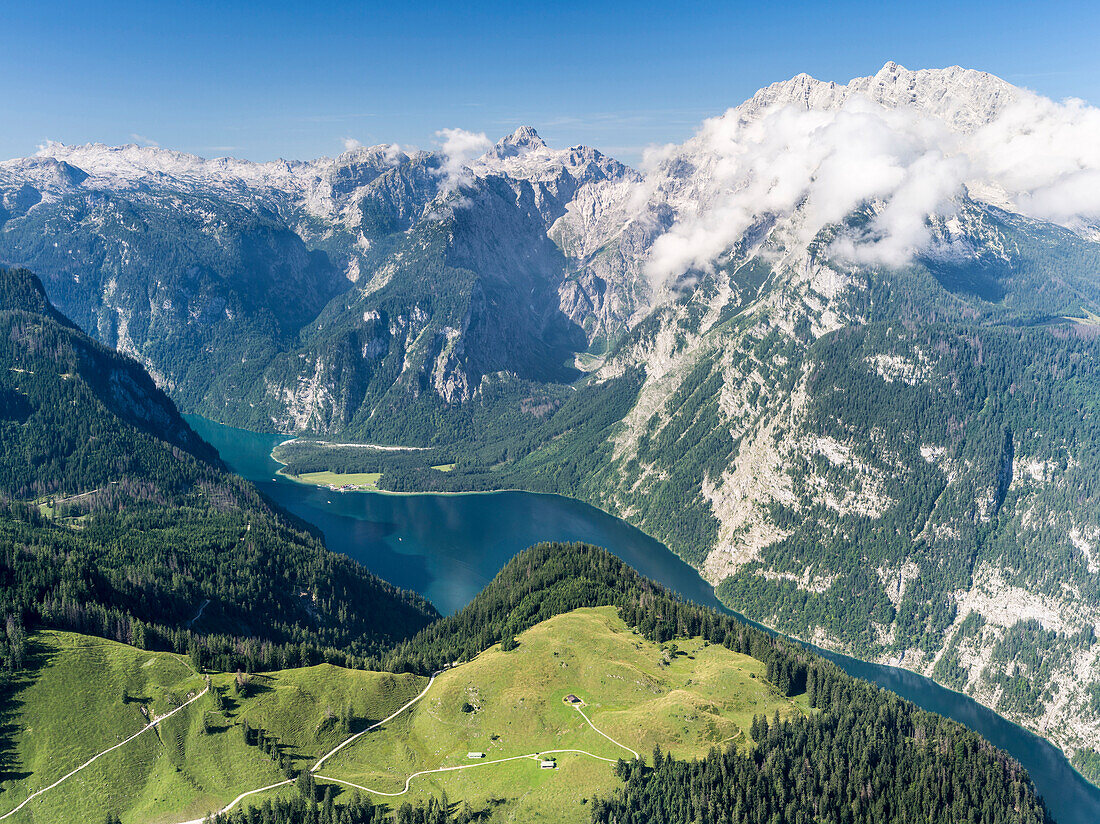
{"left": 0, "top": 609, "right": 804, "bottom": 823}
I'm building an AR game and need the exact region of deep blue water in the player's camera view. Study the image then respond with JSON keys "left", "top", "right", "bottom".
{"left": 188, "top": 414, "right": 1100, "bottom": 824}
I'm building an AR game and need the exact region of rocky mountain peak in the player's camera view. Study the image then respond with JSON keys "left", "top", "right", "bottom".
{"left": 740, "top": 62, "right": 1021, "bottom": 133}
{"left": 0, "top": 155, "right": 89, "bottom": 192}
{"left": 499, "top": 125, "right": 547, "bottom": 151}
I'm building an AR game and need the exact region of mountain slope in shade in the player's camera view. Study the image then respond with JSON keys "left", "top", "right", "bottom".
{"left": 0, "top": 266, "right": 437, "bottom": 668}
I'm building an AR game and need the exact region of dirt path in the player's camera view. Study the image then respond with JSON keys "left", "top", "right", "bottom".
{"left": 47, "top": 482, "right": 119, "bottom": 507}
{"left": 173, "top": 780, "right": 294, "bottom": 824}
{"left": 0, "top": 688, "right": 208, "bottom": 822}
{"left": 162, "top": 671, "right": 440, "bottom": 824}
{"left": 168, "top": 675, "right": 640, "bottom": 816}
{"left": 310, "top": 701, "right": 641, "bottom": 799}
{"left": 310, "top": 670, "right": 439, "bottom": 773}
{"left": 18, "top": 662, "right": 637, "bottom": 823}
{"left": 314, "top": 747, "right": 623, "bottom": 798}
{"left": 572, "top": 705, "right": 641, "bottom": 760}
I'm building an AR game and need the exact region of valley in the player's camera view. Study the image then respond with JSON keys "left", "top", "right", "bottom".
{"left": 192, "top": 415, "right": 1100, "bottom": 824}
{"left": 2, "top": 47, "right": 1100, "bottom": 824}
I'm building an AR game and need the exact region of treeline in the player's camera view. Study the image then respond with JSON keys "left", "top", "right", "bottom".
{"left": 0, "top": 613, "right": 26, "bottom": 675}
{"left": 592, "top": 703, "right": 1050, "bottom": 824}
{"left": 380, "top": 542, "right": 814, "bottom": 699}
{"left": 206, "top": 785, "right": 481, "bottom": 824}
{"left": 0, "top": 499, "right": 436, "bottom": 675}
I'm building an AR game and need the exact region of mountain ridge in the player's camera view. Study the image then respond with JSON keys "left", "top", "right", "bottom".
{"left": 2, "top": 64, "right": 1100, "bottom": 779}
{"left": 742, "top": 61, "right": 1023, "bottom": 131}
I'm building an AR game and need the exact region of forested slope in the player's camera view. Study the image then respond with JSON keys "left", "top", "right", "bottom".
{"left": 209, "top": 543, "right": 1053, "bottom": 824}
{"left": 274, "top": 214, "right": 1100, "bottom": 774}
{"left": 0, "top": 267, "right": 437, "bottom": 677}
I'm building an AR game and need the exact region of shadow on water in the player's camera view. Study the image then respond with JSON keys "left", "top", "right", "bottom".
{"left": 188, "top": 414, "right": 1100, "bottom": 824}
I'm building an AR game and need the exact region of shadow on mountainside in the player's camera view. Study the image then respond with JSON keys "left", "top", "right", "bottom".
{"left": 0, "top": 637, "right": 55, "bottom": 792}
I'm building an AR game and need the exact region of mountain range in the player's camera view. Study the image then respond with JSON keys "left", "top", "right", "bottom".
{"left": 2, "top": 62, "right": 1100, "bottom": 779}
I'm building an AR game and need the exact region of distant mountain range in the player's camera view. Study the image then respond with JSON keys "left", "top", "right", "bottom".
{"left": 2, "top": 63, "right": 1100, "bottom": 779}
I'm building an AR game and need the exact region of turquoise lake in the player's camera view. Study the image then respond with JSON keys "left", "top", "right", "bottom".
{"left": 188, "top": 414, "right": 1100, "bottom": 824}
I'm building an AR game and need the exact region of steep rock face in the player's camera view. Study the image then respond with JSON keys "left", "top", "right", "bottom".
{"left": 574, "top": 200, "right": 1100, "bottom": 773}
{"left": 0, "top": 183, "right": 350, "bottom": 406}
{"left": 202, "top": 128, "right": 644, "bottom": 438}
{"left": 470, "top": 127, "right": 651, "bottom": 347}
{"left": 741, "top": 62, "right": 1022, "bottom": 132}
{"left": 244, "top": 170, "right": 592, "bottom": 436}
{"left": 0, "top": 128, "right": 643, "bottom": 432}
{"left": 3, "top": 64, "right": 1100, "bottom": 767}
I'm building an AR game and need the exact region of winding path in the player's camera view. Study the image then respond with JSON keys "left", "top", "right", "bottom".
{"left": 308, "top": 699, "right": 640, "bottom": 799}
{"left": 0, "top": 688, "right": 209, "bottom": 822}
{"left": 572, "top": 705, "right": 640, "bottom": 760}
{"left": 314, "top": 747, "right": 624, "bottom": 799}
{"left": 2, "top": 659, "right": 636, "bottom": 824}
{"left": 310, "top": 671, "right": 439, "bottom": 773}
{"left": 164, "top": 671, "right": 441, "bottom": 824}
{"left": 174, "top": 678, "right": 639, "bottom": 819}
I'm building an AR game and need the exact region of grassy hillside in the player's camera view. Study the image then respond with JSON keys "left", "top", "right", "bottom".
{"left": 323, "top": 606, "right": 806, "bottom": 824}
{"left": 280, "top": 469, "right": 383, "bottom": 492}
{"left": 0, "top": 577, "right": 1051, "bottom": 824}
{"left": 0, "top": 608, "right": 802, "bottom": 824}
{"left": 0, "top": 630, "right": 425, "bottom": 824}
{"left": 0, "top": 630, "right": 259, "bottom": 824}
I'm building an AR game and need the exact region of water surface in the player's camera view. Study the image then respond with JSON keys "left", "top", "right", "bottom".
{"left": 188, "top": 414, "right": 1100, "bottom": 824}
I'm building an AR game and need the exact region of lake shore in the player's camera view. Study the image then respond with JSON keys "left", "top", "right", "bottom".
{"left": 186, "top": 413, "right": 1100, "bottom": 822}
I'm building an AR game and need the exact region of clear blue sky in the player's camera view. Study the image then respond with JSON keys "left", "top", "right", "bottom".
{"left": 3, "top": 0, "right": 1098, "bottom": 166}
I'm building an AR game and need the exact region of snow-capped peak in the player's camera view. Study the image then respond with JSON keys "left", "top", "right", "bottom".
{"left": 17, "top": 140, "right": 326, "bottom": 198}
{"left": 0, "top": 155, "right": 89, "bottom": 191}
{"left": 739, "top": 62, "right": 1022, "bottom": 133}
{"left": 6, "top": 140, "right": 429, "bottom": 221}
{"left": 641, "top": 62, "right": 1100, "bottom": 284}
{"left": 497, "top": 125, "right": 548, "bottom": 153}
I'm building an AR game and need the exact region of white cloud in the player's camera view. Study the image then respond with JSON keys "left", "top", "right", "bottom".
{"left": 434, "top": 127, "right": 492, "bottom": 193}
{"left": 641, "top": 82, "right": 1100, "bottom": 286}
{"left": 130, "top": 133, "right": 159, "bottom": 148}
{"left": 967, "top": 95, "right": 1100, "bottom": 228}
{"left": 342, "top": 137, "right": 362, "bottom": 151}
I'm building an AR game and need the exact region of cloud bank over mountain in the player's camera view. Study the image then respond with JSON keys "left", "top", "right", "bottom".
{"left": 435, "top": 127, "right": 493, "bottom": 194}
{"left": 10, "top": 63, "right": 1100, "bottom": 298}
{"left": 638, "top": 63, "right": 1100, "bottom": 286}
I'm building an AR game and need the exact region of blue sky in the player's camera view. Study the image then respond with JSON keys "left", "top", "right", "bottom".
{"left": 3, "top": 0, "right": 1098, "bottom": 166}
